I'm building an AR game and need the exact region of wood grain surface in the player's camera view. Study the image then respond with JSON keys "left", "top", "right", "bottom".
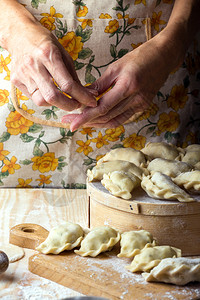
{"left": 0, "top": 188, "right": 87, "bottom": 299}
{"left": 0, "top": 188, "right": 200, "bottom": 300}
{"left": 88, "top": 182, "right": 200, "bottom": 256}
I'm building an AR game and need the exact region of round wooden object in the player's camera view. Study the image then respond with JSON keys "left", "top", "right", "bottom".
{"left": 87, "top": 182, "right": 200, "bottom": 256}
{"left": 0, "top": 251, "right": 9, "bottom": 273}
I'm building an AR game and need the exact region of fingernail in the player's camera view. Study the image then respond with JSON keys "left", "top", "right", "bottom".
{"left": 89, "top": 99, "right": 97, "bottom": 107}
{"left": 87, "top": 89, "right": 99, "bottom": 96}
{"left": 70, "top": 125, "right": 78, "bottom": 132}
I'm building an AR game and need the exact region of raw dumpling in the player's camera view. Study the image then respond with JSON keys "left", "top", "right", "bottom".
{"left": 126, "top": 244, "right": 181, "bottom": 273}
{"left": 36, "top": 222, "right": 84, "bottom": 254}
{"left": 141, "top": 172, "right": 194, "bottom": 202}
{"left": 74, "top": 226, "right": 120, "bottom": 257}
{"left": 117, "top": 230, "right": 156, "bottom": 258}
{"left": 147, "top": 158, "right": 192, "bottom": 178}
{"left": 181, "top": 150, "right": 200, "bottom": 167}
{"left": 143, "top": 257, "right": 200, "bottom": 285}
{"left": 141, "top": 142, "right": 180, "bottom": 160}
{"left": 195, "top": 161, "right": 200, "bottom": 170}
{"left": 97, "top": 148, "right": 146, "bottom": 167}
{"left": 101, "top": 171, "right": 141, "bottom": 200}
{"left": 173, "top": 170, "right": 200, "bottom": 194}
{"left": 87, "top": 160, "right": 143, "bottom": 182}
{"left": 185, "top": 144, "right": 200, "bottom": 152}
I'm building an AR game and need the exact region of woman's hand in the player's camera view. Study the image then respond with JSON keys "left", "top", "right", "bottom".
{"left": 0, "top": 0, "right": 97, "bottom": 111}
{"left": 62, "top": 29, "right": 182, "bottom": 130}
{"left": 62, "top": 0, "right": 200, "bottom": 131}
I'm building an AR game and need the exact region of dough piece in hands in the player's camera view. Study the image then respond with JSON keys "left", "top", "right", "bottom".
{"left": 147, "top": 158, "right": 192, "bottom": 178}
{"left": 87, "top": 160, "right": 143, "bottom": 182}
{"left": 36, "top": 222, "right": 84, "bottom": 254}
{"left": 141, "top": 172, "right": 194, "bottom": 202}
{"left": 74, "top": 226, "right": 120, "bottom": 257}
{"left": 101, "top": 171, "right": 141, "bottom": 200}
{"left": 0, "top": 244, "right": 25, "bottom": 263}
{"left": 142, "top": 257, "right": 200, "bottom": 285}
{"left": 173, "top": 170, "right": 200, "bottom": 194}
{"left": 97, "top": 148, "right": 147, "bottom": 167}
{"left": 117, "top": 230, "right": 156, "bottom": 258}
{"left": 126, "top": 244, "right": 181, "bottom": 273}
{"left": 141, "top": 142, "right": 180, "bottom": 160}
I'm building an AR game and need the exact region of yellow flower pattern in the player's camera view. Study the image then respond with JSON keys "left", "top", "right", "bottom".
{"left": 0, "top": 89, "right": 9, "bottom": 106}
{"left": 58, "top": 32, "right": 83, "bottom": 60}
{"left": 6, "top": 104, "right": 34, "bottom": 135}
{"left": 2, "top": 156, "right": 21, "bottom": 174}
{"left": 123, "top": 133, "right": 146, "bottom": 150}
{"left": 0, "top": 143, "right": 10, "bottom": 160}
{"left": 105, "top": 126, "right": 125, "bottom": 142}
{"left": 17, "top": 178, "right": 32, "bottom": 188}
{"left": 91, "top": 132, "right": 109, "bottom": 149}
{"left": 104, "top": 20, "right": 119, "bottom": 34}
{"left": 156, "top": 111, "right": 180, "bottom": 136}
{"left": 167, "top": 85, "right": 188, "bottom": 111}
{"left": 76, "top": 140, "right": 93, "bottom": 156}
{"left": 40, "top": 6, "right": 63, "bottom": 31}
{"left": 0, "top": 0, "right": 198, "bottom": 188}
{"left": 31, "top": 153, "right": 58, "bottom": 173}
{"left": 36, "top": 175, "right": 52, "bottom": 186}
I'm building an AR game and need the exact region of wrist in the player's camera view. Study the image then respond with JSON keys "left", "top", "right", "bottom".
{"left": 154, "top": 24, "right": 188, "bottom": 72}
{"left": 0, "top": 1, "right": 38, "bottom": 52}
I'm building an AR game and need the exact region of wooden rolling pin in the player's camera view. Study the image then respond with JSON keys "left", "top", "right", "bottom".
{"left": 0, "top": 251, "right": 9, "bottom": 273}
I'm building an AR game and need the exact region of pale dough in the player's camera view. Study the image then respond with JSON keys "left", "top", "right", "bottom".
{"left": 97, "top": 147, "right": 147, "bottom": 167}
{"left": 147, "top": 158, "right": 192, "bottom": 178}
{"left": 141, "top": 142, "right": 180, "bottom": 160}
{"left": 173, "top": 170, "right": 200, "bottom": 194}
{"left": 126, "top": 244, "right": 181, "bottom": 273}
{"left": 74, "top": 226, "right": 120, "bottom": 257}
{"left": 141, "top": 172, "right": 194, "bottom": 202}
{"left": 0, "top": 243, "right": 25, "bottom": 263}
{"left": 118, "top": 230, "right": 156, "bottom": 258}
{"left": 101, "top": 171, "right": 140, "bottom": 200}
{"left": 87, "top": 160, "right": 143, "bottom": 182}
{"left": 36, "top": 222, "right": 84, "bottom": 254}
{"left": 143, "top": 257, "right": 200, "bottom": 285}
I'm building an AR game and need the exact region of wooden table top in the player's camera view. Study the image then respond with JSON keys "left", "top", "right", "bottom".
{"left": 0, "top": 188, "right": 200, "bottom": 300}
{"left": 0, "top": 188, "right": 87, "bottom": 299}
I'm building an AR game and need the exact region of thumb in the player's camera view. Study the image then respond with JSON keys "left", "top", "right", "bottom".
{"left": 89, "top": 70, "right": 115, "bottom": 95}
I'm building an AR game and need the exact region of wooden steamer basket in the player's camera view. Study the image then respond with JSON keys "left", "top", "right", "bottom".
{"left": 87, "top": 181, "right": 200, "bottom": 256}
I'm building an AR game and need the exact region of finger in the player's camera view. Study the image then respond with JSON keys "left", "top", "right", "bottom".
{"left": 69, "top": 81, "right": 128, "bottom": 131}
{"left": 89, "top": 67, "right": 115, "bottom": 95}
{"left": 11, "top": 73, "right": 53, "bottom": 107}
{"left": 11, "top": 80, "right": 31, "bottom": 98}
{"left": 31, "top": 88, "right": 52, "bottom": 106}
{"left": 83, "top": 108, "right": 141, "bottom": 128}
{"left": 39, "top": 43, "right": 97, "bottom": 107}
{"left": 85, "top": 94, "right": 149, "bottom": 125}
{"left": 31, "top": 65, "right": 82, "bottom": 111}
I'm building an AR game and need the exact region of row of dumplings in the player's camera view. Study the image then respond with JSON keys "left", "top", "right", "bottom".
{"left": 36, "top": 221, "right": 200, "bottom": 286}
{"left": 87, "top": 142, "right": 200, "bottom": 201}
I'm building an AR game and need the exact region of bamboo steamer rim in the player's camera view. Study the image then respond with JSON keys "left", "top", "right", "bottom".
{"left": 87, "top": 181, "right": 200, "bottom": 216}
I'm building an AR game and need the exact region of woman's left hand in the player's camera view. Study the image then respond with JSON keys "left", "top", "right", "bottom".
{"left": 61, "top": 28, "right": 184, "bottom": 131}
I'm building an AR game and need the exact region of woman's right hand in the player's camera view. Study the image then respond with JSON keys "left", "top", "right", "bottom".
{"left": 0, "top": 1, "right": 97, "bottom": 111}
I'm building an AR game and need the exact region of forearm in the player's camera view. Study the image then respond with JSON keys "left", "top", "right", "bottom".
{"left": 167, "top": 0, "right": 200, "bottom": 47}
{"left": 0, "top": 0, "right": 42, "bottom": 53}
{"left": 159, "top": 0, "right": 200, "bottom": 66}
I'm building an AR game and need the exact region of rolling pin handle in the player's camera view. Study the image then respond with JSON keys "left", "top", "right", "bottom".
{"left": 9, "top": 223, "right": 49, "bottom": 250}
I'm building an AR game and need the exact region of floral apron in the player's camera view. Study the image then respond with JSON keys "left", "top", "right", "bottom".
{"left": 0, "top": 0, "right": 199, "bottom": 188}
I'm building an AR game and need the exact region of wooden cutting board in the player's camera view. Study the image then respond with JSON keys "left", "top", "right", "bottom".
{"left": 9, "top": 223, "right": 200, "bottom": 300}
